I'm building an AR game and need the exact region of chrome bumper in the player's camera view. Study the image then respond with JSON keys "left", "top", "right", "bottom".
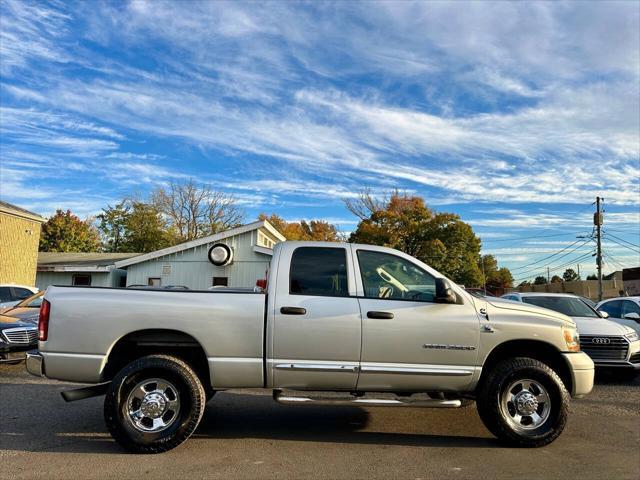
{"left": 26, "top": 351, "right": 45, "bottom": 377}
{"left": 562, "top": 352, "right": 594, "bottom": 398}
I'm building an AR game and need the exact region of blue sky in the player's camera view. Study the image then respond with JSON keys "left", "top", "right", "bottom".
{"left": 1, "top": 0, "right": 639, "bottom": 281}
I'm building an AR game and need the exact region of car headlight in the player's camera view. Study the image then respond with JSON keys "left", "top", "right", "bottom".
{"left": 563, "top": 326, "right": 580, "bottom": 352}
{"left": 625, "top": 331, "right": 639, "bottom": 342}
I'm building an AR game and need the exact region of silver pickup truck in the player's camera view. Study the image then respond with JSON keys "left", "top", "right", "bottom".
{"left": 27, "top": 241, "right": 594, "bottom": 453}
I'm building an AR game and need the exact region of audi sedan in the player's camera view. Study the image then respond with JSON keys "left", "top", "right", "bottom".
{"left": 501, "top": 292, "right": 640, "bottom": 377}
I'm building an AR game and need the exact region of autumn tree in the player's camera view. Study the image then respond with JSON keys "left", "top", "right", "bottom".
{"left": 563, "top": 268, "right": 580, "bottom": 282}
{"left": 39, "top": 209, "right": 101, "bottom": 252}
{"left": 550, "top": 275, "right": 563, "bottom": 283}
{"left": 152, "top": 180, "right": 244, "bottom": 243}
{"left": 346, "top": 191, "right": 482, "bottom": 286}
{"left": 258, "top": 213, "right": 341, "bottom": 241}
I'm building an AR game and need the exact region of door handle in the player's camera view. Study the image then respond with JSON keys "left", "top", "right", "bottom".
{"left": 280, "top": 306, "right": 307, "bottom": 315}
{"left": 367, "top": 311, "right": 394, "bottom": 319}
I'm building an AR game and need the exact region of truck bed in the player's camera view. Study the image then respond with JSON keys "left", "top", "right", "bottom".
{"left": 40, "top": 286, "right": 266, "bottom": 387}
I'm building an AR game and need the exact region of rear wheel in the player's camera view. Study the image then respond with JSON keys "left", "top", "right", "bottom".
{"left": 104, "top": 354, "right": 206, "bottom": 453}
{"left": 477, "top": 357, "right": 569, "bottom": 447}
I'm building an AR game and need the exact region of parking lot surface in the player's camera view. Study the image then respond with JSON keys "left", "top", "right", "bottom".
{"left": 1, "top": 362, "right": 638, "bottom": 480}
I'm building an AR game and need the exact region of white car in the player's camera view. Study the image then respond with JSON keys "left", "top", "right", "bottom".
{"left": 501, "top": 292, "right": 640, "bottom": 375}
{"left": 596, "top": 297, "right": 640, "bottom": 334}
{"left": 0, "top": 284, "right": 39, "bottom": 309}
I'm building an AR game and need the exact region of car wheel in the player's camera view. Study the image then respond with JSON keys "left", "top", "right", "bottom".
{"left": 104, "top": 354, "right": 206, "bottom": 453}
{"left": 476, "top": 357, "right": 569, "bottom": 447}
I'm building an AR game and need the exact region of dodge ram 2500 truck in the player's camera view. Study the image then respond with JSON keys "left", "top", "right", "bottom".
{"left": 27, "top": 241, "right": 594, "bottom": 453}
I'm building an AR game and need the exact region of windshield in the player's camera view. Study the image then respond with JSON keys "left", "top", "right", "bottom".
{"left": 14, "top": 292, "right": 43, "bottom": 309}
{"left": 522, "top": 296, "right": 599, "bottom": 318}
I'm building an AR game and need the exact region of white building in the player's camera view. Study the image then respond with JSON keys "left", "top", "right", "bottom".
{"left": 115, "top": 220, "right": 285, "bottom": 289}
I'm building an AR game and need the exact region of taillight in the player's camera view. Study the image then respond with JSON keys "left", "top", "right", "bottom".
{"left": 39, "top": 299, "right": 50, "bottom": 341}
{"left": 256, "top": 279, "right": 267, "bottom": 290}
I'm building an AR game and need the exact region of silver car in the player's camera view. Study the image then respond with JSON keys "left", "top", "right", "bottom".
{"left": 596, "top": 296, "right": 640, "bottom": 334}
{"left": 502, "top": 292, "right": 640, "bottom": 374}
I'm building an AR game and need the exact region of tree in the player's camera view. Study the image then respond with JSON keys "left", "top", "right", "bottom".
{"left": 347, "top": 191, "right": 482, "bottom": 286}
{"left": 97, "top": 201, "right": 130, "bottom": 252}
{"left": 122, "top": 201, "right": 174, "bottom": 253}
{"left": 586, "top": 274, "right": 597, "bottom": 280}
{"left": 39, "top": 209, "right": 101, "bottom": 252}
{"left": 518, "top": 280, "right": 532, "bottom": 287}
{"left": 478, "top": 255, "right": 514, "bottom": 292}
{"left": 550, "top": 275, "right": 563, "bottom": 283}
{"left": 258, "top": 213, "right": 342, "bottom": 241}
{"left": 534, "top": 276, "right": 548, "bottom": 285}
{"left": 152, "top": 180, "right": 244, "bottom": 243}
{"left": 562, "top": 268, "right": 580, "bottom": 282}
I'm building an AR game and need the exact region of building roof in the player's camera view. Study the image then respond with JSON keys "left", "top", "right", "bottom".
{"left": 38, "top": 252, "right": 141, "bottom": 272}
{"left": 114, "top": 220, "right": 286, "bottom": 269}
{"left": 0, "top": 200, "right": 45, "bottom": 223}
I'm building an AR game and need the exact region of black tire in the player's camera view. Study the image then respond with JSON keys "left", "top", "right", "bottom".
{"left": 104, "top": 354, "right": 206, "bottom": 453}
{"left": 476, "top": 357, "right": 569, "bottom": 447}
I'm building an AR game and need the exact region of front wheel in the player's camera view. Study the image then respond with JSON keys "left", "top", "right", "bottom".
{"left": 476, "top": 357, "right": 569, "bottom": 447}
{"left": 104, "top": 354, "right": 206, "bottom": 453}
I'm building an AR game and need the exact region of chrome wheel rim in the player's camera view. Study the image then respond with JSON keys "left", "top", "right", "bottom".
{"left": 126, "top": 378, "right": 180, "bottom": 433}
{"left": 500, "top": 378, "right": 551, "bottom": 432}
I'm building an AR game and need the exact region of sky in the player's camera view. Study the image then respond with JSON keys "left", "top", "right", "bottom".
{"left": 0, "top": 0, "right": 639, "bottom": 281}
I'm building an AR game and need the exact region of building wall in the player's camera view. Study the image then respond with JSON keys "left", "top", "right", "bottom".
{"left": 516, "top": 278, "right": 625, "bottom": 300}
{"left": 0, "top": 212, "right": 42, "bottom": 285}
{"left": 35, "top": 270, "right": 125, "bottom": 290}
{"left": 125, "top": 230, "right": 273, "bottom": 289}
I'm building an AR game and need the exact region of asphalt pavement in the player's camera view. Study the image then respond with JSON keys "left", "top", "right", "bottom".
{"left": 1, "top": 362, "right": 638, "bottom": 480}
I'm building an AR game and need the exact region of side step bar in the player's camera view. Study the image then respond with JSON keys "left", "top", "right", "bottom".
{"left": 273, "top": 390, "right": 461, "bottom": 408}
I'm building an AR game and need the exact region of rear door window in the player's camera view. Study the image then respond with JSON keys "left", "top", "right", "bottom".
{"left": 0, "top": 287, "right": 12, "bottom": 302}
{"left": 290, "top": 247, "right": 348, "bottom": 297}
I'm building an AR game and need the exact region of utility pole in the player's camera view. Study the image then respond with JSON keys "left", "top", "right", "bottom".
{"left": 595, "top": 197, "right": 603, "bottom": 301}
{"left": 547, "top": 266, "right": 550, "bottom": 283}
{"left": 577, "top": 264, "right": 580, "bottom": 278}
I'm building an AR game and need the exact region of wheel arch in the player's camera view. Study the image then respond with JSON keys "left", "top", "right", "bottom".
{"left": 479, "top": 339, "right": 572, "bottom": 394}
{"left": 101, "top": 329, "right": 211, "bottom": 391}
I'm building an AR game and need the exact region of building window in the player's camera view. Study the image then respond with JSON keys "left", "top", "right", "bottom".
{"left": 73, "top": 274, "right": 92, "bottom": 286}
{"left": 212, "top": 277, "right": 228, "bottom": 287}
{"left": 148, "top": 277, "right": 161, "bottom": 287}
{"left": 162, "top": 265, "right": 172, "bottom": 275}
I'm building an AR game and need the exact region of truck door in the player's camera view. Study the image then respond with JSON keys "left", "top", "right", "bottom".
{"left": 270, "top": 245, "right": 361, "bottom": 390}
{"left": 353, "top": 246, "right": 480, "bottom": 392}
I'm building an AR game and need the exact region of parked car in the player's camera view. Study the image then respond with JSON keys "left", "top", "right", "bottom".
{"left": 501, "top": 292, "right": 639, "bottom": 376}
{"left": 0, "top": 293, "right": 41, "bottom": 363}
{"left": 0, "top": 284, "right": 38, "bottom": 309}
{"left": 596, "top": 296, "right": 640, "bottom": 334}
{"left": 28, "top": 241, "right": 594, "bottom": 453}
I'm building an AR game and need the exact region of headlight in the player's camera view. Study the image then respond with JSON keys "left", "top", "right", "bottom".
{"left": 625, "top": 331, "right": 639, "bottom": 342}
{"left": 563, "top": 326, "right": 580, "bottom": 352}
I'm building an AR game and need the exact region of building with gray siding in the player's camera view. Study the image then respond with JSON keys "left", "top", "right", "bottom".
{"left": 36, "top": 252, "right": 139, "bottom": 290}
{"left": 115, "top": 220, "right": 285, "bottom": 290}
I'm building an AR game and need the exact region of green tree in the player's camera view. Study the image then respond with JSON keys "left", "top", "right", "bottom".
{"left": 39, "top": 209, "right": 101, "bottom": 252}
{"left": 550, "top": 275, "right": 563, "bottom": 283}
{"left": 563, "top": 268, "right": 580, "bottom": 282}
{"left": 259, "top": 213, "right": 341, "bottom": 241}
{"left": 347, "top": 192, "right": 482, "bottom": 286}
{"left": 586, "top": 274, "right": 597, "bottom": 280}
{"left": 97, "top": 201, "right": 130, "bottom": 252}
{"left": 534, "top": 276, "right": 548, "bottom": 285}
{"left": 478, "top": 254, "right": 514, "bottom": 292}
{"left": 121, "top": 201, "right": 175, "bottom": 253}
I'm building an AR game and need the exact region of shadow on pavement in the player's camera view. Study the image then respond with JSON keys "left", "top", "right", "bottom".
{"left": 1, "top": 384, "right": 498, "bottom": 454}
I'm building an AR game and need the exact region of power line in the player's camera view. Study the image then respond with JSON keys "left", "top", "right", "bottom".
{"left": 509, "top": 238, "right": 591, "bottom": 272}
{"left": 513, "top": 251, "right": 595, "bottom": 283}
{"left": 481, "top": 231, "right": 588, "bottom": 244}
{"left": 603, "top": 231, "right": 640, "bottom": 251}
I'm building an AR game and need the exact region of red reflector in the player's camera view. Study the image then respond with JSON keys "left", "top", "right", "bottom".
{"left": 38, "top": 299, "right": 50, "bottom": 341}
{"left": 256, "top": 279, "right": 267, "bottom": 290}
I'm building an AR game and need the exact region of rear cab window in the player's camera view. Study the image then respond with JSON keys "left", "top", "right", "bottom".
{"left": 289, "top": 247, "right": 348, "bottom": 297}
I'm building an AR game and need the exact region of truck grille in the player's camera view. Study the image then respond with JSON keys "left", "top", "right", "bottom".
{"left": 2, "top": 327, "right": 38, "bottom": 345}
{"left": 580, "top": 335, "right": 628, "bottom": 361}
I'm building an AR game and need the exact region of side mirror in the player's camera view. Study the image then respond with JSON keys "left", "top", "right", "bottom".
{"left": 598, "top": 310, "right": 609, "bottom": 319}
{"left": 623, "top": 312, "right": 640, "bottom": 322}
{"left": 435, "top": 278, "right": 458, "bottom": 304}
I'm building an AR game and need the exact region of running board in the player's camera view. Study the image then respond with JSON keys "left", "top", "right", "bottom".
{"left": 273, "top": 390, "right": 461, "bottom": 408}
